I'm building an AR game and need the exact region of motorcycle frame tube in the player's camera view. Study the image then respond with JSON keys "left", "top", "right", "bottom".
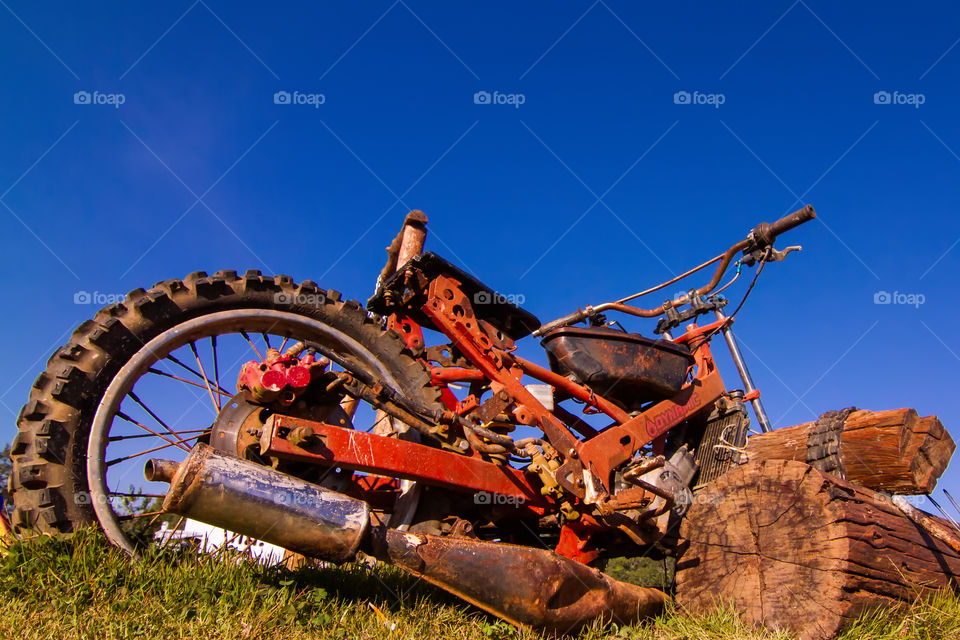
{"left": 409, "top": 275, "right": 728, "bottom": 493}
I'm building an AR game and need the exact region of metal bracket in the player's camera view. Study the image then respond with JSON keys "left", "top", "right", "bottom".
{"left": 654, "top": 293, "right": 728, "bottom": 336}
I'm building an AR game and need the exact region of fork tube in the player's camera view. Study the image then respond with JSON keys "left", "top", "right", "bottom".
{"left": 714, "top": 309, "right": 772, "bottom": 433}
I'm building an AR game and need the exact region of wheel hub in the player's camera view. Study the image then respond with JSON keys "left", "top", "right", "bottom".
{"left": 209, "top": 394, "right": 269, "bottom": 459}
{"left": 210, "top": 392, "right": 353, "bottom": 460}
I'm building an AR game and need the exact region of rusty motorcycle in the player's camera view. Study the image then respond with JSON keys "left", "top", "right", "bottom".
{"left": 10, "top": 205, "right": 816, "bottom": 631}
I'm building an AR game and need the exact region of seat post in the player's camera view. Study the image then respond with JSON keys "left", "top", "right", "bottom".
{"left": 396, "top": 210, "right": 428, "bottom": 267}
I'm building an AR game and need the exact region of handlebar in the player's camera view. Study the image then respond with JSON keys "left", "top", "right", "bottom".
{"left": 532, "top": 205, "right": 816, "bottom": 337}
{"left": 751, "top": 205, "right": 817, "bottom": 249}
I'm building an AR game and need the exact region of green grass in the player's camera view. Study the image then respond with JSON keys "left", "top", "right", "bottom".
{"left": 1, "top": 528, "right": 957, "bottom": 640}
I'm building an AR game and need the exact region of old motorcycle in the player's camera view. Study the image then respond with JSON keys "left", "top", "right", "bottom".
{"left": 10, "top": 205, "right": 816, "bottom": 631}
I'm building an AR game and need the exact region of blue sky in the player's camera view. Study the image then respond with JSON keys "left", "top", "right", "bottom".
{"left": 2, "top": 1, "right": 959, "bottom": 496}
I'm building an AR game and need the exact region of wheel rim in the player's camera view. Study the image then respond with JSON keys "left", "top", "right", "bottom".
{"left": 87, "top": 309, "right": 411, "bottom": 555}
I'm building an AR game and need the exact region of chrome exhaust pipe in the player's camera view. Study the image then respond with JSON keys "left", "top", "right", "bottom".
{"left": 146, "top": 444, "right": 369, "bottom": 564}
{"left": 143, "top": 458, "right": 179, "bottom": 484}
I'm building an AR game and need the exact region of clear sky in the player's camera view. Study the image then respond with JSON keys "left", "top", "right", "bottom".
{"left": 2, "top": 2, "right": 959, "bottom": 498}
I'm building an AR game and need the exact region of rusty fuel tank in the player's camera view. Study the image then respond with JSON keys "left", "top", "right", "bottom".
{"left": 541, "top": 326, "right": 694, "bottom": 411}
{"left": 147, "top": 444, "right": 666, "bottom": 632}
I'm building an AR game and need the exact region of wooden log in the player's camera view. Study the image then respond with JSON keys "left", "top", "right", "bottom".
{"left": 675, "top": 459, "right": 960, "bottom": 640}
{"left": 743, "top": 408, "right": 954, "bottom": 494}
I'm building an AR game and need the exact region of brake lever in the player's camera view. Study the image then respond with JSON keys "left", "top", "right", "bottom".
{"left": 768, "top": 245, "right": 802, "bottom": 261}
{"left": 741, "top": 245, "right": 801, "bottom": 267}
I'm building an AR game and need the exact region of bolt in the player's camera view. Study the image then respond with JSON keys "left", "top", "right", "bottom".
{"left": 288, "top": 426, "right": 315, "bottom": 447}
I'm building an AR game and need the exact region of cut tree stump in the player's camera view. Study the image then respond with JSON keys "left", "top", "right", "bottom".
{"left": 743, "top": 408, "right": 955, "bottom": 494}
{"left": 675, "top": 459, "right": 960, "bottom": 640}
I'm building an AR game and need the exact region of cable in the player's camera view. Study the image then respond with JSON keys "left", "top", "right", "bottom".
{"left": 712, "top": 262, "right": 742, "bottom": 296}
{"left": 728, "top": 249, "right": 769, "bottom": 318}
{"left": 616, "top": 254, "right": 724, "bottom": 304}
{"left": 695, "top": 248, "right": 770, "bottom": 349}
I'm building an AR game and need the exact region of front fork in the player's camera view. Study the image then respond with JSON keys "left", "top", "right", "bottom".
{"left": 714, "top": 308, "right": 772, "bottom": 433}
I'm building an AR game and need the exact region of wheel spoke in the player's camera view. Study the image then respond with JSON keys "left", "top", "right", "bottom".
{"left": 118, "top": 510, "right": 164, "bottom": 521}
{"left": 158, "top": 515, "right": 185, "bottom": 548}
{"left": 108, "top": 427, "right": 209, "bottom": 442}
{"left": 262, "top": 332, "right": 272, "bottom": 350}
{"left": 116, "top": 410, "right": 191, "bottom": 452}
{"left": 127, "top": 391, "right": 193, "bottom": 441}
{"left": 109, "top": 491, "right": 166, "bottom": 499}
{"left": 147, "top": 368, "right": 233, "bottom": 397}
{"left": 239, "top": 331, "right": 263, "bottom": 359}
{"left": 278, "top": 335, "right": 289, "bottom": 352}
{"left": 189, "top": 341, "right": 220, "bottom": 414}
{"left": 211, "top": 336, "right": 222, "bottom": 411}
{"left": 106, "top": 438, "right": 192, "bottom": 466}
{"left": 164, "top": 355, "right": 234, "bottom": 397}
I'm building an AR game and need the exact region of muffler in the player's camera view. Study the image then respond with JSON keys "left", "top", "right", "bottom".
{"left": 145, "top": 444, "right": 369, "bottom": 563}
{"left": 147, "top": 444, "right": 666, "bottom": 632}
{"left": 370, "top": 527, "right": 665, "bottom": 633}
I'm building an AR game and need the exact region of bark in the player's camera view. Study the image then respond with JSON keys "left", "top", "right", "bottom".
{"left": 743, "top": 408, "right": 954, "bottom": 494}
{"left": 676, "top": 460, "right": 960, "bottom": 640}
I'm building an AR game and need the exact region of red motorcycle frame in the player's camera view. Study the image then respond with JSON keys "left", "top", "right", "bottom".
{"left": 257, "top": 206, "right": 817, "bottom": 562}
